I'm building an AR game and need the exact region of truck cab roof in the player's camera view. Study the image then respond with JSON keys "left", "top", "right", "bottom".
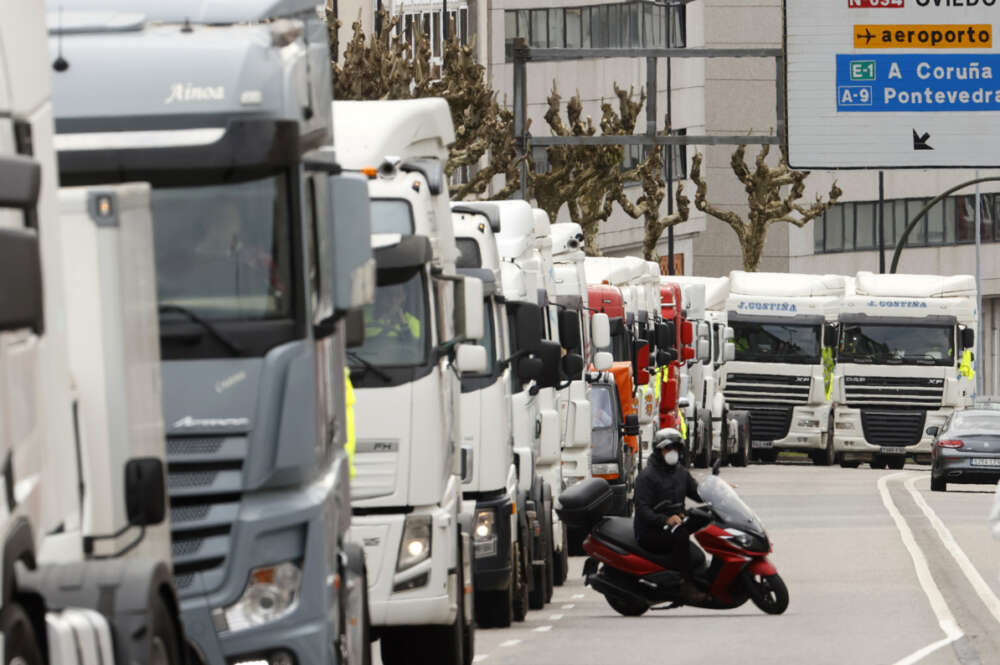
{"left": 854, "top": 271, "right": 976, "bottom": 298}
{"left": 729, "top": 270, "right": 846, "bottom": 297}
{"left": 50, "top": 0, "right": 321, "bottom": 24}
{"left": 663, "top": 276, "right": 731, "bottom": 311}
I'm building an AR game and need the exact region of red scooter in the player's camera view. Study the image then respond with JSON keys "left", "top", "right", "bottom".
{"left": 556, "top": 463, "right": 788, "bottom": 616}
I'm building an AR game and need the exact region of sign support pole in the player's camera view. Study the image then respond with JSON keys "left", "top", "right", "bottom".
{"left": 878, "top": 171, "right": 885, "bottom": 273}
{"left": 976, "top": 170, "right": 984, "bottom": 396}
{"left": 665, "top": 4, "right": 675, "bottom": 275}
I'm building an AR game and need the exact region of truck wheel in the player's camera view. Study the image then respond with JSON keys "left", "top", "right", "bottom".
{"left": 544, "top": 510, "right": 555, "bottom": 603}
{"left": 343, "top": 544, "right": 372, "bottom": 665}
{"left": 512, "top": 541, "right": 529, "bottom": 622}
{"left": 840, "top": 459, "right": 861, "bottom": 469}
{"left": 1, "top": 602, "right": 43, "bottom": 665}
{"left": 704, "top": 418, "right": 716, "bottom": 468}
{"left": 528, "top": 544, "right": 549, "bottom": 609}
{"left": 732, "top": 413, "right": 751, "bottom": 468}
{"left": 382, "top": 564, "right": 466, "bottom": 665}
{"left": 694, "top": 419, "right": 709, "bottom": 468}
{"left": 887, "top": 457, "right": 906, "bottom": 470}
{"left": 553, "top": 527, "right": 569, "bottom": 587}
{"left": 460, "top": 549, "right": 474, "bottom": 665}
{"left": 148, "top": 589, "right": 182, "bottom": 665}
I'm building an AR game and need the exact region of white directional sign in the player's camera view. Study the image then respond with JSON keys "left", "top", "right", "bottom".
{"left": 784, "top": 0, "right": 1000, "bottom": 168}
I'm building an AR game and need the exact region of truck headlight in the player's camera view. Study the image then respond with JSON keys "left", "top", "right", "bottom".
{"left": 796, "top": 419, "right": 821, "bottom": 429}
{"left": 835, "top": 421, "right": 854, "bottom": 430}
{"left": 473, "top": 509, "right": 498, "bottom": 559}
{"left": 214, "top": 562, "right": 302, "bottom": 633}
{"left": 591, "top": 463, "right": 618, "bottom": 476}
{"left": 397, "top": 515, "right": 432, "bottom": 572}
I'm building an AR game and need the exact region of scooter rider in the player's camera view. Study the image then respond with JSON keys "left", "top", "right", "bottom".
{"left": 634, "top": 428, "right": 707, "bottom": 602}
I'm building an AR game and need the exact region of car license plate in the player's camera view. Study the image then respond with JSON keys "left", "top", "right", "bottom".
{"left": 971, "top": 458, "right": 1000, "bottom": 467}
{"left": 879, "top": 447, "right": 905, "bottom": 455}
{"left": 752, "top": 441, "right": 773, "bottom": 448}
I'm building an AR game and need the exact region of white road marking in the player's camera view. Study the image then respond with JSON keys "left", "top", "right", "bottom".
{"left": 878, "top": 472, "right": 963, "bottom": 665}
{"left": 561, "top": 603, "right": 575, "bottom": 609}
{"left": 472, "top": 656, "right": 488, "bottom": 663}
{"left": 549, "top": 613, "right": 564, "bottom": 621}
{"left": 905, "top": 474, "right": 1000, "bottom": 625}
{"left": 533, "top": 625, "right": 553, "bottom": 633}
{"left": 500, "top": 640, "right": 522, "bottom": 648}
{"left": 572, "top": 594, "right": 584, "bottom": 599}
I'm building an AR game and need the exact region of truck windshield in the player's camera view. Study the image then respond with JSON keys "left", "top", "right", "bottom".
{"left": 351, "top": 269, "right": 428, "bottom": 367}
{"left": 731, "top": 321, "right": 821, "bottom": 364}
{"left": 371, "top": 199, "right": 414, "bottom": 235}
{"left": 152, "top": 175, "right": 293, "bottom": 320}
{"left": 838, "top": 324, "right": 954, "bottom": 366}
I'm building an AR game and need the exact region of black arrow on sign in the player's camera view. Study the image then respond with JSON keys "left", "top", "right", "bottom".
{"left": 913, "top": 130, "right": 933, "bottom": 151}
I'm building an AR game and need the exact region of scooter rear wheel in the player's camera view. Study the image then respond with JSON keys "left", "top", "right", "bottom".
{"left": 746, "top": 573, "right": 789, "bottom": 615}
{"left": 605, "top": 595, "right": 649, "bottom": 617}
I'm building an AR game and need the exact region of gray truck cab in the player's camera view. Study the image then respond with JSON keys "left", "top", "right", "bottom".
{"left": 49, "top": 3, "right": 375, "bottom": 663}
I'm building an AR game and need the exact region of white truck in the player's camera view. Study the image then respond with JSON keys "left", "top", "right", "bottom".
{"left": 336, "top": 99, "right": 480, "bottom": 665}
{"left": 493, "top": 201, "right": 563, "bottom": 608}
{"left": 666, "top": 276, "right": 750, "bottom": 467}
{"left": 723, "top": 271, "right": 844, "bottom": 465}
{"left": 833, "top": 271, "right": 977, "bottom": 469}
{"left": 0, "top": 3, "right": 185, "bottom": 661}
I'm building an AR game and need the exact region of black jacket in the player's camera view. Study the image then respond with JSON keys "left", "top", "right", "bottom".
{"left": 633, "top": 452, "right": 701, "bottom": 542}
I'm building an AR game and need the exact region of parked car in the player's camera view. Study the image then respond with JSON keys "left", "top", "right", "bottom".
{"left": 929, "top": 403, "right": 1000, "bottom": 492}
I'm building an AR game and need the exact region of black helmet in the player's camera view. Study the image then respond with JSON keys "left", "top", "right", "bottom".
{"left": 653, "top": 428, "right": 684, "bottom": 451}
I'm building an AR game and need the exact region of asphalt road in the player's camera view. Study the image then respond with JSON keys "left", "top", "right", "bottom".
{"left": 376, "top": 461, "right": 1000, "bottom": 665}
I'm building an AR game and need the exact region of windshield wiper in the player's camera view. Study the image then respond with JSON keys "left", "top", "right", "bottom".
{"left": 158, "top": 304, "right": 244, "bottom": 356}
{"left": 347, "top": 351, "right": 392, "bottom": 383}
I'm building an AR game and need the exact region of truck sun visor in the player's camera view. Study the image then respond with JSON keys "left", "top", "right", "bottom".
{"left": 375, "top": 234, "right": 433, "bottom": 270}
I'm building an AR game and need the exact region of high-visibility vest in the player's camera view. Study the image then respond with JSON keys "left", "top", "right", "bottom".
{"left": 960, "top": 349, "right": 975, "bottom": 379}
{"left": 822, "top": 347, "right": 835, "bottom": 402}
{"left": 679, "top": 410, "right": 688, "bottom": 441}
{"left": 344, "top": 368, "right": 357, "bottom": 478}
{"left": 366, "top": 313, "right": 421, "bottom": 339}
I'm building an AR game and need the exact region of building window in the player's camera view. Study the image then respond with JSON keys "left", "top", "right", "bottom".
{"left": 531, "top": 146, "right": 550, "bottom": 174}
{"left": 816, "top": 193, "right": 999, "bottom": 254}
{"left": 667, "top": 129, "right": 687, "bottom": 180}
{"left": 504, "top": 1, "right": 685, "bottom": 56}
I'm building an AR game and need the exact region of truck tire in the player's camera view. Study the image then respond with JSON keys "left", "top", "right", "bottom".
{"left": 553, "top": 527, "right": 568, "bottom": 587}
{"left": 693, "top": 417, "right": 709, "bottom": 468}
{"left": 528, "top": 534, "right": 549, "bottom": 610}
{"left": 343, "top": 543, "right": 372, "bottom": 665}
{"left": 703, "top": 416, "right": 716, "bottom": 468}
{"left": 1, "top": 602, "right": 43, "bottom": 665}
{"left": 732, "top": 412, "right": 750, "bottom": 468}
{"left": 512, "top": 540, "right": 529, "bottom": 622}
{"left": 148, "top": 588, "right": 182, "bottom": 665}
{"left": 460, "top": 547, "right": 474, "bottom": 665}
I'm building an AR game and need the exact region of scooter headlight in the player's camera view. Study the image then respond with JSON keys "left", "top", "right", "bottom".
{"left": 397, "top": 515, "right": 432, "bottom": 571}
{"left": 213, "top": 561, "right": 302, "bottom": 633}
{"left": 723, "top": 528, "right": 767, "bottom": 552}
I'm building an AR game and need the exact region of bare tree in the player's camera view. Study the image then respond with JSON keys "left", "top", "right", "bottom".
{"left": 328, "top": 8, "right": 520, "bottom": 200}
{"left": 689, "top": 145, "right": 842, "bottom": 271}
{"left": 616, "top": 144, "right": 691, "bottom": 261}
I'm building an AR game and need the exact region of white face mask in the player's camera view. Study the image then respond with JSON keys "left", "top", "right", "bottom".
{"left": 663, "top": 450, "right": 680, "bottom": 466}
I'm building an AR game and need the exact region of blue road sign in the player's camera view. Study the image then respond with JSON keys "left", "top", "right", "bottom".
{"left": 836, "top": 54, "right": 1000, "bottom": 112}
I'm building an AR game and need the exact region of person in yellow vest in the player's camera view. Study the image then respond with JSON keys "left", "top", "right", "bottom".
{"left": 365, "top": 284, "right": 421, "bottom": 342}
{"left": 344, "top": 368, "right": 357, "bottom": 478}
{"left": 959, "top": 349, "right": 975, "bottom": 379}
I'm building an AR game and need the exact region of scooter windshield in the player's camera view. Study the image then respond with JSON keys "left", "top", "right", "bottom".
{"left": 697, "top": 476, "right": 766, "bottom": 535}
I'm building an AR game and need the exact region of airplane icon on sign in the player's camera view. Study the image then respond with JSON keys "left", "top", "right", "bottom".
{"left": 856, "top": 28, "right": 875, "bottom": 45}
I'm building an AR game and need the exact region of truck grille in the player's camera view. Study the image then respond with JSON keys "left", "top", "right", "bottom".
{"left": 728, "top": 405, "right": 793, "bottom": 443}
{"left": 724, "top": 373, "right": 811, "bottom": 406}
{"left": 861, "top": 410, "right": 927, "bottom": 447}
{"left": 843, "top": 376, "right": 944, "bottom": 409}
{"left": 166, "top": 435, "right": 247, "bottom": 593}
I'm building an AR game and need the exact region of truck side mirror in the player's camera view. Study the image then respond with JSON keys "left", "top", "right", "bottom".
{"left": 345, "top": 309, "right": 365, "bottom": 348}
{"left": 656, "top": 350, "right": 673, "bottom": 366}
{"left": 697, "top": 322, "right": 710, "bottom": 339}
{"left": 681, "top": 346, "right": 696, "bottom": 362}
{"left": 517, "top": 355, "right": 544, "bottom": 382}
{"left": 697, "top": 339, "right": 710, "bottom": 362}
{"left": 724, "top": 326, "right": 734, "bottom": 340}
{"left": 594, "top": 351, "right": 614, "bottom": 371}
{"left": 592, "top": 313, "right": 611, "bottom": 350}
{"left": 125, "top": 458, "right": 166, "bottom": 527}
{"left": 558, "top": 310, "right": 581, "bottom": 353}
{"left": 510, "top": 302, "right": 543, "bottom": 351}
{"left": 0, "top": 228, "right": 44, "bottom": 335}
{"left": 723, "top": 342, "right": 736, "bottom": 363}
{"left": 681, "top": 321, "right": 694, "bottom": 345}
{"left": 536, "top": 340, "right": 563, "bottom": 388}
{"left": 623, "top": 414, "right": 640, "bottom": 437}
{"left": 823, "top": 323, "right": 838, "bottom": 348}
{"left": 327, "top": 174, "right": 376, "bottom": 317}
{"left": 635, "top": 342, "right": 650, "bottom": 385}
{"left": 961, "top": 328, "right": 975, "bottom": 350}
{"left": 456, "top": 344, "right": 488, "bottom": 375}
{"left": 657, "top": 322, "right": 673, "bottom": 349}
{"left": 456, "top": 276, "right": 484, "bottom": 342}
{"left": 561, "top": 353, "right": 585, "bottom": 378}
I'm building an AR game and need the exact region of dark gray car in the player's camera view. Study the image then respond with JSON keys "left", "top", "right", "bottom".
{"left": 929, "top": 404, "right": 1000, "bottom": 492}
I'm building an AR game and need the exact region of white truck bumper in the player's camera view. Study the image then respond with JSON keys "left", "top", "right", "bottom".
{"left": 834, "top": 407, "right": 951, "bottom": 460}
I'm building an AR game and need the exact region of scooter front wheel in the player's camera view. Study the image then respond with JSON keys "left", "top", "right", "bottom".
{"left": 746, "top": 573, "right": 789, "bottom": 615}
